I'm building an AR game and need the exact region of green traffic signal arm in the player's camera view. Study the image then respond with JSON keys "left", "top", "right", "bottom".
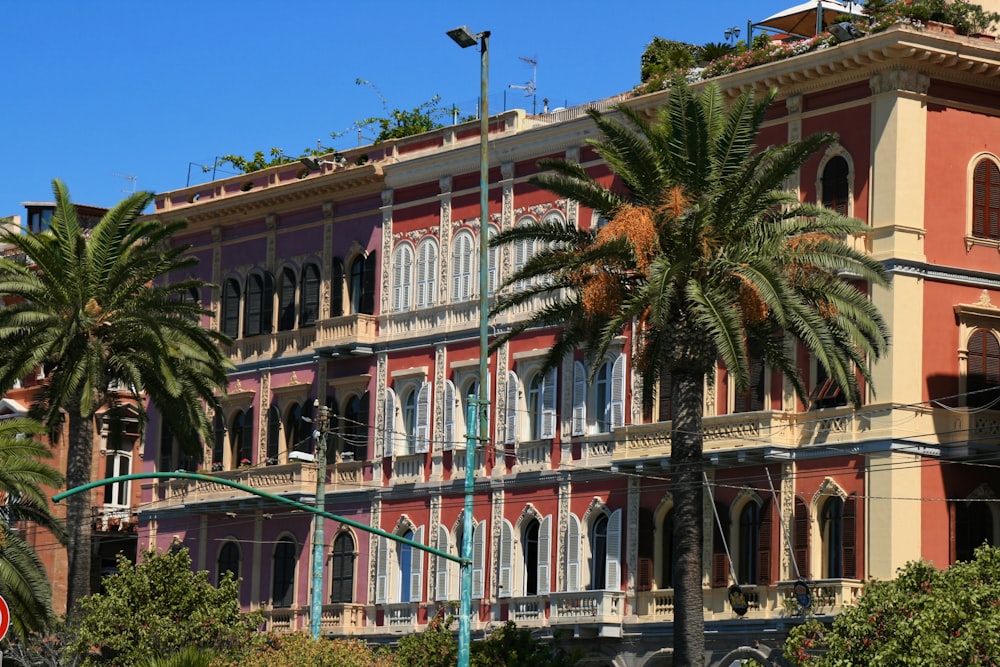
{"left": 53, "top": 472, "right": 466, "bottom": 564}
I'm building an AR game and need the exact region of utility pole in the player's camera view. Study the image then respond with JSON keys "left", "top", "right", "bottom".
{"left": 310, "top": 400, "right": 331, "bottom": 640}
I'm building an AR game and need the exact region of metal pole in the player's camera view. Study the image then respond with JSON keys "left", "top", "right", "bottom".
{"left": 458, "top": 29, "right": 490, "bottom": 667}
{"left": 310, "top": 401, "right": 330, "bottom": 640}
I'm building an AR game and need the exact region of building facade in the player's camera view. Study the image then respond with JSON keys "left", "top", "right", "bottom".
{"left": 139, "top": 22, "right": 1000, "bottom": 666}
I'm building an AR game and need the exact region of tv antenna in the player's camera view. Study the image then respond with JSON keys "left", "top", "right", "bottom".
{"left": 508, "top": 55, "right": 537, "bottom": 114}
{"left": 111, "top": 172, "right": 137, "bottom": 194}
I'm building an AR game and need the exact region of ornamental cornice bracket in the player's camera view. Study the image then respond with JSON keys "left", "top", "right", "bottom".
{"left": 869, "top": 67, "right": 930, "bottom": 95}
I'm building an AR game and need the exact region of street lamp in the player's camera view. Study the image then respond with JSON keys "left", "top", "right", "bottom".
{"left": 447, "top": 24, "right": 490, "bottom": 667}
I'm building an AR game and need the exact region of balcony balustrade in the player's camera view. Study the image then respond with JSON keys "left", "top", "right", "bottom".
{"left": 514, "top": 441, "right": 550, "bottom": 472}
{"left": 227, "top": 313, "right": 376, "bottom": 364}
{"left": 507, "top": 596, "right": 546, "bottom": 625}
{"left": 391, "top": 453, "right": 424, "bottom": 483}
{"left": 318, "top": 603, "right": 366, "bottom": 635}
{"left": 549, "top": 590, "right": 624, "bottom": 625}
{"left": 616, "top": 403, "right": 1000, "bottom": 462}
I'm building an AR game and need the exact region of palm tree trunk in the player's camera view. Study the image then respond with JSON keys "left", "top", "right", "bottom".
{"left": 670, "top": 368, "right": 705, "bottom": 666}
{"left": 65, "top": 407, "right": 96, "bottom": 619}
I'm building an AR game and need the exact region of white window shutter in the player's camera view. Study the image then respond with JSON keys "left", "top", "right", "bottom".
{"left": 504, "top": 371, "right": 519, "bottom": 446}
{"left": 541, "top": 366, "right": 557, "bottom": 439}
{"left": 472, "top": 520, "right": 485, "bottom": 599}
{"left": 443, "top": 380, "right": 456, "bottom": 451}
{"left": 435, "top": 524, "right": 450, "bottom": 601}
{"left": 566, "top": 513, "right": 581, "bottom": 592}
{"left": 383, "top": 388, "right": 397, "bottom": 458}
{"left": 376, "top": 536, "right": 389, "bottom": 603}
{"left": 572, "top": 361, "right": 586, "bottom": 436}
{"left": 451, "top": 235, "right": 462, "bottom": 300}
{"left": 460, "top": 234, "right": 472, "bottom": 300}
{"left": 605, "top": 509, "right": 622, "bottom": 590}
{"left": 415, "top": 382, "right": 431, "bottom": 453}
{"left": 391, "top": 247, "right": 404, "bottom": 312}
{"left": 498, "top": 519, "right": 514, "bottom": 598}
{"left": 410, "top": 526, "right": 424, "bottom": 602}
{"left": 415, "top": 242, "right": 428, "bottom": 307}
{"left": 611, "top": 353, "right": 626, "bottom": 428}
{"left": 400, "top": 245, "right": 413, "bottom": 311}
{"left": 538, "top": 515, "right": 552, "bottom": 595}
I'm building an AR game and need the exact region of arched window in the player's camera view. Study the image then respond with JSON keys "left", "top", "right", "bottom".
{"left": 820, "top": 495, "right": 857, "bottom": 579}
{"left": 218, "top": 541, "right": 240, "bottom": 585}
{"left": 590, "top": 514, "right": 608, "bottom": 590}
{"left": 416, "top": 239, "right": 438, "bottom": 308}
{"left": 403, "top": 389, "right": 417, "bottom": 454}
{"left": 221, "top": 278, "right": 241, "bottom": 338}
{"left": 398, "top": 529, "right": 414, "bottom": 602}
{"left": 523, "top": 519, "right": 540, "bottom": 595}
{"left": 637, "top": 508, "right": 655, "bottom": 592}
{"left": 392, "top": 244, "right": 414, "bottom": 312}
{"left": 230, "top": 409, "right": 253, "bottom": 467}
{"left": 212, "top": 412, "right": 226, "bottom": 469}
{"left": 361, "top": 252, "right": 376, "bottom": 314}
{"left": 271, "top": 537, "right": 297, "bottom": 608}
{"left": 973, "top": 157, "right": 1000, "bottom": 239}
{"left": 512, "top": 217, "right": 537, "bottom": 291}
{"left": 343, "top": 393, "right": 369, "bottom": 461}
{"left": 955, "top": 500, "right": 995, "bottom": 562}
{"left": 821, "top": 155, "right": 850, "bottom": 215}
{"left": 330, "top": 532, "right": 356, "bottom": 603}
{"left": 593, "top": 361, "right": 612, "bottom": 433}
{"left": 244, "top": 273, "right": 264, "bottom": 337}
{"left": 286, "top": 402, "right": 313, "bottom": 455}
{"left": 266, "top": 405, "right": 281, "bottom": 463}
{"left": 738, "top": 502, "right": 760, "bottom": 584}
{"left": 967, "top": 328, "right": 1000, "bottom": 408}
{"left": 658, "top": 509, "right": 674, "bottom": 589}
{"left": 350, "top": 256, "right": 365, "bottom": 314}
{"left": 278, "top": 267, "right": 297, "bottom": 331}
{"left": 331, "top": 258, "right": 345, "bottom": 317}
{"left": 527, "top": 368, "right": 556, "bottom": 440}
{"left": 451, "top": 231, "right": 474, "bottom": 302}
{"left": 300, "top": 262, "right": 320, "bottom": 327}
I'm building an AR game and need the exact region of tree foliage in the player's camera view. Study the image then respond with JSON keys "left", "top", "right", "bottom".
{"left": 0, "top": 179, "right": 232, "bottom": 612}
{"left": 220, "top": 632, "right": 392, "bottom": 667}
{"left": 64, "top": 548, "right": 264, "bottom": 666}
{"left": 490, "top": 77, "right": 889, "bottom": 665}
{"left": 786, "top": 545, "right": 1000, "bottom": 666}
{"left": 0, "top": 418, "right": 65, "bottom": 637}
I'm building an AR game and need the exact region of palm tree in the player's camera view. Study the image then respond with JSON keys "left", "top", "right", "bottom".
{"left": 0, "top": 417, "right": 66, "bottom": 636}
{"left": 490, "top": 78, "right": 889, "bottom": 665}
{"left": 0, "top": 180, "right": 233, "bottom": 618}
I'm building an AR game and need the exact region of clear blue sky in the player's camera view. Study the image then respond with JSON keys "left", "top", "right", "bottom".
{"left": 2, "top": 0, "right": 800, "bottom": 217}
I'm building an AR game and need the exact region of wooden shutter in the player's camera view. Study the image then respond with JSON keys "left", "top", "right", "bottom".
{"left": 611, "top": 353, "right": 626, "bottom": 428}
{"left": 973, "top": 159, "right": 1000, "bottom": 239}
{"left": 637, "top": 558, "right": 653, "bottom": 592}
{"left": 758, "top": 501, "right": 773, "bottom": 585}
{"left": 504, "top": 371, "right": 519, "bottom": 446}
{"left": 262, "top": 271, "right": 275, "bottom": 333}
{"left": 382, "top": 389, "right": 397, "bottom": 458}
{"left": 241, "top": 408, "right": 254, "bottom": 463}
{"left": 410, "top": 526, "right": 424, "bottom": 602}
{"left": 416, "top": 241, "right": 430, "bottom": 308}
{"left": 538, "top": 515, "right": 552, "bottom": 595}
{"left": 605, "top": 509, "right": 622, "bottom": 590}
{"left": 487, "top": 227, "right": 498, "bottom": 294}
{"left": 244, "top": 274, "right": 262, "bottom": 336}
{"left": 435, "top": 524, "right": 450, "bottom": 601}
{"left": 843, "top": 495, "right": 857, "bottom": 579}
{"left": 415, "top": 382, "right": 431, "bottom": 453}
{"left": 391, "top": 246, "right": 405, "bottom": 311}
{"left": 361, "top": 252, "right": 376, "bottom": 315}
{"left": 300, "top": 263, "right": 320, "bottom": 326}
{"left": 443, "top": 380, "right": 456, "bottom": 451}
{"left": 794, "top": 497, "right": 809, "bottom": 579}
{"left": 712, "top": 552, "right": 730, "bottom": 587}
{"left": 278, "top": 268, "right": 296, "bottom": 331}
{"left": 472, "top": 520, "right": 486, "bottom": 599}
{"left": 331, "top": 259, "right": 345, "bottom": 317}
{"left": 566, "top": 513, "right": 581, "bottom": 592}
{"left": 572, "top": 361, "right": 586, "bottom": 436}
{"left": 222, "top": 279, "right": 241, "bottom": 338}
{"left": 375, "top": 536, "right": 389, "bottom": 604}
{"left": 498, "top": 519, "right": 514, "bottom": 598}
{"left": 541, "top": 367, "right": 557, "bottom": 439}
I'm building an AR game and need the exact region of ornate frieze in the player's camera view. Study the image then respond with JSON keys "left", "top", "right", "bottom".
{"left": 870, "top": 68, "right": 930, "bottom": 95}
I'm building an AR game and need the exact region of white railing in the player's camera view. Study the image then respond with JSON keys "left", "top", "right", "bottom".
{"left": 508, "top": 596, "right": 545, "bottom": 624}
{"left": 515, "top": 441, "right": 550, "bottom": 472}
{"left": 549, "top": 590, "right": 624, "bottom": 624}
{"left": 382, "top": 603, "right": 418, "bottom": 629}
{"left": 391, "top": 454, "right": 424, "bottom": 483}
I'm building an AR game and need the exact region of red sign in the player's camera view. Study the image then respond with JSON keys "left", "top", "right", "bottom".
{"left": 0, "top": 594, "right": 10, "bottom": 642}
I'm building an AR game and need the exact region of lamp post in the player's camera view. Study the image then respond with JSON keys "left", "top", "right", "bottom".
{"left": 310, "top": 399, "right": 331, "bottom": 640}
{"left": 447, "top": 24, "right": 490, "bottom": 667}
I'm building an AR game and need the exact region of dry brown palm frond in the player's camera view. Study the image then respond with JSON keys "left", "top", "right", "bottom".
{"left": 582, "top": 271, "right": 625, "bottom": 318}
{"left": 737, "top": 275, "right": 769, "bottom": 324}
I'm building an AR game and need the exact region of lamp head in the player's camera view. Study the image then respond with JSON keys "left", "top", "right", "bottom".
{"left": 447, "top": 25, "right": 479, "bottom": 48}
{"left": 829, "top": 21, "right": 860, "bottom": 43}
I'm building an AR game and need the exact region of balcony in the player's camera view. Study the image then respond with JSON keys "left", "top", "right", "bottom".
{"left": 227, "top": 313, "right": 376, "bottom": 364}
{"left": 507, "top": 596, "right": 546, "bottom": 625}
{"left": 451, "top": 448, "right": 485, "bottom": 478}
{"left": 379, "top": 602, "right": 418, "bottom": 631}
{"left": 262, "top": 606, "right": 304, "bottom": 634}
{"left": 514, "top": 441, "right": 550, "bottom": 472}
{"left": 633, "top": 580, "right": 865, "bottom": 622}
{"left": 615, "top": 403, "right": 1000, "bottom": 462}
{"left": 549, "top": 590, "right": 624, "bottom": 627}
{"left": 391, "top": 454, "right": 424, "bottom": 483}
{"left": 318, "top": 603, "right": 366, "bottom": 635}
